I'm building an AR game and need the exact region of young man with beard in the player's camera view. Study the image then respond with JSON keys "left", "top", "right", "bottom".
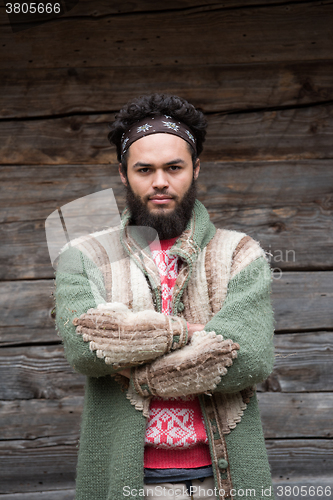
{"left": 55, "top": 94, "right": 275, "bottom": 500}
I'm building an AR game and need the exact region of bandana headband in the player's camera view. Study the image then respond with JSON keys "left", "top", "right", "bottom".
{"left": 121, "top": 115, "right": 197, "bottom": 158}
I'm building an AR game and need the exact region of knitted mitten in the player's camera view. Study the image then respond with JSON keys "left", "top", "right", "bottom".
{"left": 72, "top": 302, "right": 188, "bottom": 367}
{"left": 131, "top": 330, "right": 239, "bottom": 398}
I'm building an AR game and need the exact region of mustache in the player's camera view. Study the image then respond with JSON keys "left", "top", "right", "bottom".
{"left": 146, "top": 191, "right": 177, "bottom": 200}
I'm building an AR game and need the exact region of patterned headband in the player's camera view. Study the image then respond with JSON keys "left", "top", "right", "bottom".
{"left": 120, "top": 114, "right": 197, "bottom": 158}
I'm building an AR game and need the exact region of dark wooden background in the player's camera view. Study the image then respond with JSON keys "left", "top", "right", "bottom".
{"left": 0, "top": 1, "right": 332, "bottom": 498}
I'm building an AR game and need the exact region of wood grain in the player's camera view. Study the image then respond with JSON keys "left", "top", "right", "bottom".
{"left": 0, "top": 434, "right": 331, "bottom": 494}
{"left": 0, "top": 396, "right": 82, "bottom": 441}
{"left": 1, "top": 0, "right": 331, "bottom": 496}
{"left": 257, "top": 392, "right": 333, "bottom": 438}
{"left": 272, "top": 273, "right": 333, "bottom": 332}
{"left": 0, "top": 480, "right": 331, "bottom": 499}
{"left": 28, "top": 0, "right": 306, "bottom": 18}
{"left": 1, "top": 61, "right": 332, "bottom": 119}
{"left": 258, "top": 332, "right": 333, "bottom": 393}
{"left": 0, "top": 438, "right": 77, "bottom": 494}
{"left": 267, "top": 439, "right": 333, "bottom": 478}
{"left": 2, "top": 202, "right": 332, "bottom": 278}
{"left": 0, "top": 345, "right": 85, "bottom": 399}
{"left": 0, "top": 331, "right": 331, "bottom": 396}
{"left": 2, "top": 161, "right": 333, "bottom": 222}
{"left": 4, "top": 482, "right": 333, "bottom": 500}
{"left": 0, "top": 394, "right": 332, "bottom": 492}
{"left": 1, "top": 393, "right": 331, "bottom": 441}
{"left": 0, "top": 280, "right": 56, "bottom": 345}
{"left": 1, "top": 2, "right": 333, "bottom": 69}
{"left": 0, "top": 491, "right": 75, "bottom": 500}
{"left": 0, "top": 274, "right": 332, "bottom": 345}
{"left": 1, "top": 161, "right": 332, "bottom": 278}
{"left": 1, "top": 103, "right": 333, "bottom": 165}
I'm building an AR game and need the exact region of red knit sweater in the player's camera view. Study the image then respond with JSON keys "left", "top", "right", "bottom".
{"left": 144, "top": 237, "right": 211, "bottom": 468}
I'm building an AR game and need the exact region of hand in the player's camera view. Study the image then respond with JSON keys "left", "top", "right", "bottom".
{"left": 118, "top": 368, "right": 131, "bottom": 378}
{"left": 72, "top": 302, "right": 187, "bottom": 367}
{"left": 186, "top": 323, "right": 205, "bottom": 342}
{"left": 132, "top": 330, "right": 240, "bottom": 398}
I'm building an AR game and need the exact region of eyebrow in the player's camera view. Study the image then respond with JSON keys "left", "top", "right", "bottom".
{"left": 132, "top": 158, "right": 186, "bottom": 169}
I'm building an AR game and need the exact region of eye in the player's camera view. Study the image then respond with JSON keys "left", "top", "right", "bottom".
{"left": 169, "top": 165, "right": 181, "bottom": 171}
{"left": 138, "top": 167, "right": 150, "bottom": 173}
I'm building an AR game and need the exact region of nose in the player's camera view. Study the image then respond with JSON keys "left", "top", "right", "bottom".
{"left": 151, "top": 170, "right": 169, "bottom": 190}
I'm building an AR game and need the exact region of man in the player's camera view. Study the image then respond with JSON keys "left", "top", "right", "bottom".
{"left": 55, "top": 93, "right": 275, "bottom": 500}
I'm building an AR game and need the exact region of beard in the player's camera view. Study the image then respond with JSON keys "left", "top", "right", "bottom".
{"left": 124, "top": 177, "right": 197, "bottom": 240}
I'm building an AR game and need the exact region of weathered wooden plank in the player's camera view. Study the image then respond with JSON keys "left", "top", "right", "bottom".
{"left": 0, "top": 331, "right": 331, "bottom": 397}
{"left": 0, "top": 481, "right": 332, "bottom": 500}
{"left": 4, "top": 0, "right": 302, "bottom": 20}
{"left": 2, "top": 161, "right": 332, "bottom": 221}
{"left": 1, "top": 160, "right": 333, "bottom": 278}
{"left": 0, "top": 439, "right": 77, "bottom": 494}
{"left": 2, "top": 104, "right": 333, "bottom": 165}
{"left": 257, "top": 392, "right": 333, "bottom": 438}
{"left": 204, "top": 103, "right": 333, "bottom": 162}
{"left": 0, "top": 274, "right": 332, "bottom": 345}
{"left": 0, "top": 438, "right": 331, "bottom": 494}
{"left": 1, "top": 2, "right": 333, "bottom": 69}
{"left": 1, "top": 61, "right": 333, "bottom": 119}
{"left": 0, "top": 168, "right": 123, "bottom": 225}
{"left": 258, "top": 332, "right": 333, "bottom": 393}
{"left": 272, "top": 274, "right": 333, "bottom": 332}
{"left": 0, "top": 490, "right": 75, "bottom": 500}
{"left": 267, "top": 439, "right": 333, "bottom": 479}
{"left": 0, "top": 345, "right": 85, "bottom": 399}
{"left": 0, "top": 396, "right": 82, "bottom": 441}
{"left": 5, "top": 203, "right": 332, "bottom": 279}
{"left": 1, "top": 393, "right": 331, "bottom": 443}
{"left": 0, "top": 281, "right": 56, "bottom": 345}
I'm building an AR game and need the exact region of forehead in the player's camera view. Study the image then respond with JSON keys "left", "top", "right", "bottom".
{"left": 127, "top": 133, "right": 192, "bottom": 164}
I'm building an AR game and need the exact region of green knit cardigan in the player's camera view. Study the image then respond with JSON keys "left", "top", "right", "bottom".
{"left": 55, "top": 200, "right": 275, "bottom": 500}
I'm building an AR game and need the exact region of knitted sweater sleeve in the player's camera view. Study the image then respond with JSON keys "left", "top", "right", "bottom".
{"left": 55, "top": 246, "right": 188, "bottom": 377}
{"left": 55, "top": 246, "right": 115, "bottom": 377}
{"left": 204, "top": 255, "right": 275, "bottom": 393}
{"left": 130, "top": 255, "right": 274, "bottom": 398}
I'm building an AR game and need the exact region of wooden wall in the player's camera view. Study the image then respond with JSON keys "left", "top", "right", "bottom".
{"left": 1, "top": 1, "right": 333, "bottom": 498}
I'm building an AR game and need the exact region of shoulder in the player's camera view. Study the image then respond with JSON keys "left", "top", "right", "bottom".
{"left": 209, "top": 228, "right": 268, "bottom": 279}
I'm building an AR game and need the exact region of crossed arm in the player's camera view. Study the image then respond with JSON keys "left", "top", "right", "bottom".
{"left": 55, "top": 246, "right": 274, "bottom": 397}
{"left": 72, "top": 303, "right": 240, "bottom": 397}
{"left": 117, "top": 322, "right": 205, "bottom": 379}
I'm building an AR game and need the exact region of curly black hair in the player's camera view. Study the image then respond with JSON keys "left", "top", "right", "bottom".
{"left": 108, "top": 93, "right": 207, "bottom": 172}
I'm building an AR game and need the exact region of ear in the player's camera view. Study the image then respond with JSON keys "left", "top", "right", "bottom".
{"left": 118, "top": 164, "right": 128, "bottom": 186}
{"left": 193, "top": 158, "right": 200, "bottom": 180}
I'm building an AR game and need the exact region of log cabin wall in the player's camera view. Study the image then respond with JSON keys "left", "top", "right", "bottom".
{"left": 0, "top": 1, "right": 332, "bottom": 498}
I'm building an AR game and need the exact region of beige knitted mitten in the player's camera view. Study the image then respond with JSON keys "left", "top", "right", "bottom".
{"left": 132, "top": 330, "right": 239, "bottom": 398}
{"left": 72, "top": 302, "right": 188, "bottom": 367}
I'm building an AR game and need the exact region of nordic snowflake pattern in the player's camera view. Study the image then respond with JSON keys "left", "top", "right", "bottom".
{"left": 122, "top": 137, "right": 129, "bottom": 151}
{"left": 146, "top": 242, "right": 209, "bottom": 453}
{"left": 137, "top": 123, "right": 153, "bottom": 133}
{"left": 150, "top": 248, "right": 179, "bottom": 315}
{"left": 162, "top": 121, "right": 180, "bottom": 131}
{"left": 185, "top": 130, "right": 195, "bottom": 143}
{"left": 145, "top": 406, "right": 208, "bottom": 448}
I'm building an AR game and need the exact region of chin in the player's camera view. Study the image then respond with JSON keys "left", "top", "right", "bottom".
{"left": 147, "top": 202, "right": 175, "bottom": 211}
{"left": 148, "top": 205, "right": 175, "bottom": 213}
